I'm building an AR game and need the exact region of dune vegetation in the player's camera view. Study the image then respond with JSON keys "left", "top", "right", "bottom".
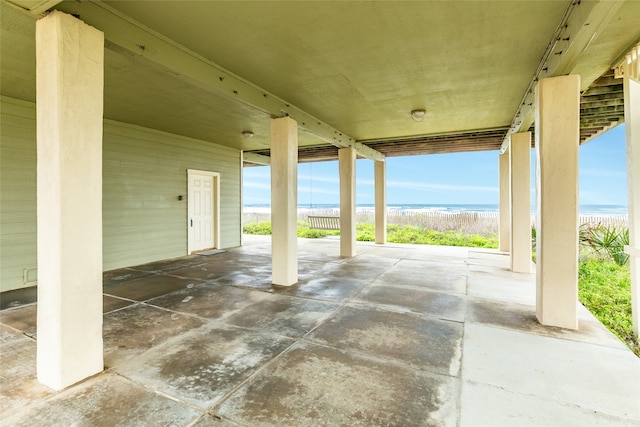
{"left": 578, "top": 224, "right": 637, "bottom": 356}
{"left": 243, "top": 221, "right": 498, "bottom": 248}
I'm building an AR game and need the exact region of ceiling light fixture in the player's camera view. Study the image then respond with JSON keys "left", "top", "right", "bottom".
{"left": 410, "top": 109, "right": 427, "bottom": 122}
{"left": 241, "top": 130, "right": 254, "bottom": 138}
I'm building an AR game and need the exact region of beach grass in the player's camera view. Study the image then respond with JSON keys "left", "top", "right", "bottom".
{"left": 578, "top": 258, "right": 639, "bottom": 356}
{"left": 577, "top": 223, "right": 638, "bottom": 356}
{"left": 580, "top": 223, "right": 629, "bottom": 266}
{"left": 360, "top": 223, "right": 498, "bottom": 248}
{"left": 242, "top": 221, "right": 498, "bottom": 248}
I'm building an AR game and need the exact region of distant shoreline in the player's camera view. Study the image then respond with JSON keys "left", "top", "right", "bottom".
{"left": 244, "top": 203, "right": 628, "bottom": 216}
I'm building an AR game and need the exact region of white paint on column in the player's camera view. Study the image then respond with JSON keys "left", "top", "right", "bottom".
{"left": 510, "top": 133, "right": 531, "bottom": 273}
{"left": 339, "top": 147, "right": 356, "bottom": 257}
{"left": 271, "top": 117, "right": 298, "bottom": 286}
{"left": 375, "top": 161, "right": 386, "bottom": 245}
{"left": 535, "top": 75, "right": 580, "bottom": 330}
{"left": 36, "top": 11, "right": 104, "bottom": 390}
{"left": 624, "top": 75, "right": 640, "bottom": 338}
{"left": 499, "top": 150, "right": 511, "bottom": 252}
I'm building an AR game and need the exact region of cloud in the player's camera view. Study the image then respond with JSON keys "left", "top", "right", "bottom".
{"left": 243, "top": 181, "right": 271, "bottom": 190}
{"left": 246, "top": 181, "right": 339, "bottom": 195}
{"left": 243, "top": 195, "right": 271, "bottom": 204}
{"left": 298, "top": 174, "right": 339, "bottom": 184}
{"left": 387, "top": 180, "right": 498, "bottom": 193}
{"left": 298, "top": 186, "right": 339, "bottom": 195}
{"left": 243, "top": 172, "right": 271, "bottom": 184}
{"left": 579, "top": 190, "right": 617, "bottom": 205}
{"left": 580, "top": 169, "right": 626, "bottom": 178}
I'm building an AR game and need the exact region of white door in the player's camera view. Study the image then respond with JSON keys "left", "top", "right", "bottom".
{"left": 188, "top": 170, "right": 219, "bottom": 253}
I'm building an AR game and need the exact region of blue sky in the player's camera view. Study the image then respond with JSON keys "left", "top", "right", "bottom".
{"left": 243, "top": 124, "right": 628, "bottom": 207}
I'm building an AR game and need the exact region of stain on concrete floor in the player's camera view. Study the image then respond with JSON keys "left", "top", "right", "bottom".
{"left": 113, "top": 323, "right": 295, "bottom": 409}
{"left": 191, "top": 413, "right": 242, "bottom": 426}
{"left": 2, "top": 373, "right": 201, "bottom": 426}
{"left": 126, "top": 255, "right": 209, "bottom": 273}
{"left": 0, "top": 295, "right": 135, "bottom": 339}
{"left": 309, "top": 304, "right": 463, "bottom": 375}
{"left": 357, "top": 284, "right": 466, "bottom": 322}
{"left": 103, "top": 304, "right": 206, "bottom": 367}
{"left": 0, "top": 287, "right": 37, "bottom": 310}
{"left": 103, "top": 268, "right": 155, "bottom": 287}
{"left": 104, "top": 273, "right": 202, "bottom": 302}
{"left": 277, "top": 275, "right": 370, "bottom": 301}
{"left": 2, "top": 236, "right": 638, "bottom": 426}
{"left": 145, "top": 282, "right": 271, "bottom": 320}
{"left": 0, "top": 325, "right": 53, "bottom": 418}
{"left": 0, "top": 305, "right": 37, "bottom": 338}
{"left": 375, "top": 259, "right": 468, "bottom": 295}
{"left": 466, "top": 297, "right": 627, "bottom": 349}
{"left": 214, "top": 342, "right": 459, "bottom": 427}
{"left": 223, "top": 294, "right": 339, "bottom": 338}
{"left": 212, "top": 271, "right": 274, "bottom": 292}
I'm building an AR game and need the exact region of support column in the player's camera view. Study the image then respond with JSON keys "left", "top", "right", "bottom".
{"left": 535, "top": 75, "right": 580, "bottom": 330}
{"left": 36, "top": 11, "right": 104, "bottom": 390}
{"left": 374, "top": 161, "right": 386, "bottom": 244}
{"left": 339, "top": 147, "right": 356, "bottom": 257}
{"left": 510, "top": 133, "right": 531, "bottom": 273}
{"left": 271, "top": 117, "right": 298, "bottom": 286}
{"left": 499, "top": 150, "right": 511, "bottom": 252}
{"left": 624, "top": 74, "right": 640, "bottom": 339}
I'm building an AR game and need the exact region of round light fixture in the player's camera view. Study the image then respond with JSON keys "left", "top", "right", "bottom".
{"left": 410, "top": 109, "right": 427, "bottom": 121}
{"left": 241, "top": 130, "right": 254, "bottom": 138}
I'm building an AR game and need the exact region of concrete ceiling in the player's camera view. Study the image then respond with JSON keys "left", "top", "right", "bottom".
{"left": 98, "top": 0, "right": 566, "bottom": 140}
{"left": 2, "top": 0, "right": 639, "bottom": 160}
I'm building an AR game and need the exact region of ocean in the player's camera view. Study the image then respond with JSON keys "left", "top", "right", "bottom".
{"left": 244, "top": 203, "right": 628, "bottom": 216}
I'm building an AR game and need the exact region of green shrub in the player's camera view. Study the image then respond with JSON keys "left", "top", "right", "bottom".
{"left": 244, "top": 221, "right": 342, "bottom": 239}
{"left": 243, "top": 220, "right": 498, "bottom": 248}
{"left": 356, "top": 223, "right": 376, "bottom": 242}
{"left": 384, "top": 225, "right": 498, "bottom": 248}
{"left": 531, "top": 227, "right": 536, "bottom": 253}
{"left": 579, "top": 258, "right": 638, "bottom": 356}
{"left": 297, "top": 221, "right": 340, "bottom": 238}
{"left": 581, "top": 224, "right": 629, "bottom": 266}
{"left": 243, "top": 221, "right": 272, "bottom": 235}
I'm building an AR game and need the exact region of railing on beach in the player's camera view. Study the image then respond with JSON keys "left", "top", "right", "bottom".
{"left": 243, "top": 208, "right": 628, "bottom": 235}
{"left": 362, "top": 210, "right": 501, "bottom": 235}
{"left": 569, "top": 215, "right": 627, "bottom": 228}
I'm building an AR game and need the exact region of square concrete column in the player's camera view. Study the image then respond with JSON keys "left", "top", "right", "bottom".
{"left": 36, "top": 11, "right": 104, "bottom": 390}
{"left": 271, "top": 117, "right": 298, "bottom": 286}
{"left": 499, "top": 150, "right": 511, "bottom": 252}
{"left": 510, "top": 133, "right": 531, "bottom": 273}
{"left": 624, "top": 74, "right": 640, "bottom": 338}
{"left": 535, "top": 75, "right": 580, "bottom": 330}
{"left": 339, "top": 147, "right": 356, "bottom": 257}
{"left": 374, "top": 160, "right": 386, "bottom": 244}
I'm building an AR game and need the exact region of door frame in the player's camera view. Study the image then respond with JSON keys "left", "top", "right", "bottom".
{"left": 187, "top": 169, "right": 221, "bottom": 254}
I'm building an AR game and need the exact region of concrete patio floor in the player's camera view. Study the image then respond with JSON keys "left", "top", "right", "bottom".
{"left": 1, "top": 235, "right": 639, "bottom": 426}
